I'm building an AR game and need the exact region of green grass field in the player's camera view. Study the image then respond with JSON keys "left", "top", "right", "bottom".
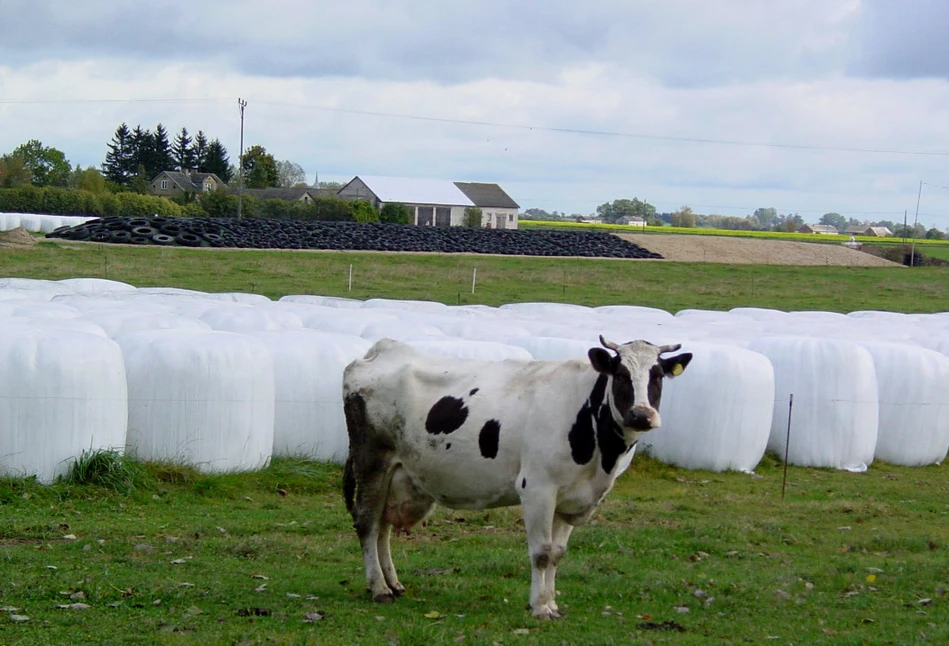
{"left": 3, "top": 239, "right": 949, "bottom": 313}
{"left": 1, "top": 238, "right": 948, "bottom": 644}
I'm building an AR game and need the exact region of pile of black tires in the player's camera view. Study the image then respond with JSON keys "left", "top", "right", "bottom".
{"left": 46, "top": 216, "right": 663, "bottom": 259}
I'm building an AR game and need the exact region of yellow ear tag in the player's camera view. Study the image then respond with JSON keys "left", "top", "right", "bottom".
{"left": 671, "top": 364, "right": 684, "bottom": 376}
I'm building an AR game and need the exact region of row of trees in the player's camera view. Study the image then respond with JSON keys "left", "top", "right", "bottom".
{"left": 102, "top": 124, "right": 232, "bottom": 188}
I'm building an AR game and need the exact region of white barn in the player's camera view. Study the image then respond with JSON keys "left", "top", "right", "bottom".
{"left": 337, "top": 176, "right": 520, "bottom": 229}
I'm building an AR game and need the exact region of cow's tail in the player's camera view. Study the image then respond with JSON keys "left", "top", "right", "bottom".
{"left": 342, "top": 453, "right": 356, "bottom": 515}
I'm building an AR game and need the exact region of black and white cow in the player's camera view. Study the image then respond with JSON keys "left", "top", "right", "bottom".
{"left": 342, "top": 335, "right": 691, "bottom": 619}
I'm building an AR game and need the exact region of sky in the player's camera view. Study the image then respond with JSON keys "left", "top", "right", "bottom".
{"left": 3, "top": 0, "right": 949, "bottom": 228}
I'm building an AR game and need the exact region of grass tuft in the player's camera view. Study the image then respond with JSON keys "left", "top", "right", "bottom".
{"left": 62, "top": 449, "right": 148, "bottom": 495}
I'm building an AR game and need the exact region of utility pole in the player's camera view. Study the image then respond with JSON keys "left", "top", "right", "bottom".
{"left": 237, "top": 98, "right": 247, "bottom": 218}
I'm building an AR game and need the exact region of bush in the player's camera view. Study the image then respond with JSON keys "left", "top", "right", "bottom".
{"left": 463, "top": 206, "right": 483, "bottom": 228}
{"left": 380, "top": 202, "right": 412, "bottom": 224}
{"left": 0, "top": 186, "right": 180, "bottom": 218}
{"left": 351, "top": 199, "right": 379, "bottom": 223}
{"left": 63, "top": 449, "right": 148, "bottom": 495}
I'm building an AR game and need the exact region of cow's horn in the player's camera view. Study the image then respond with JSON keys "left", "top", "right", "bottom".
{"left": 599, "top": 335, "right": 620, "bottom": 352}
{"left": 658, "top": 343, "right": 682, "bottom": 354}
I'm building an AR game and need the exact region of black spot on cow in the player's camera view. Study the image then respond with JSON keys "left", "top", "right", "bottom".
{"left": 469, "top": 388, "right": 479, "bottom": 396}
{"left": 479, "top": 420, "right": 501, "bottom": 459}
{"left": 521, "top": 477, "right": 527, "bottom": 489}
{"left": 568, "top": 374, "right": 609, "bottom": 465}
{"left": 445, "top": 443, "right": 452, "bottom": 450}
{"left": 425, "top": 396, "right": 469, "bottom": 435}
{"left": 596, "top": 404, "right": 627, "bottom": 474}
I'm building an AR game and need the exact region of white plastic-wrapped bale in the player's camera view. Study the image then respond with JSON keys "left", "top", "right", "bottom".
{"left": 198, "top": 303, "right": 303, "bottom": 332}
{"left": 291, "top": 305, "right": 398, "bottom": 336}
{"left": 406, "top": 338, "right": 533, "bottom": 361}
{"left": 116, "top": 329, "right": 275, "bottom": 473}
{"left": 0, "top": 301, "right": 80, "bottom": 319}
{"left": 0, "top": 213, "right": 20, "bottom": 230}
{"left": 360, "top": 319, "right": 446, "bottom": 342}
{"left": 57, "top": 278, "right": 137, "bottom": 294}
{"left": 640, "top": 342, "right": 774, "bottom": 472}
{"left": 247, "top": 330, "right": 371, "bottom": 462}
{"left": 82, "top": 311, "right": 213, "bottom": 338}
{"left": 859, "top": 341, "right": 949, "bottom": 466}
{"left": 0, "top": 277, "right": 74, "bottom": 298}
{"left": 505, "top": 336, "right": 592, "bottom": 360}
{"left": 430, "top": 317, "right": 532, "bottom": 342}
{"left": 746, "top": 336, "right": 879, "bottom": 472}
{"left": 361, "top": 298, "right": 449, "bottom": 312}
{"left": 0, "top": 322, "right": 128, "bottom": 483}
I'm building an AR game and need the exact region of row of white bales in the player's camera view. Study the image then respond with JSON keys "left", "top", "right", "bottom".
{"left": 1, "top": 215, "right": 948, "bottom": 483}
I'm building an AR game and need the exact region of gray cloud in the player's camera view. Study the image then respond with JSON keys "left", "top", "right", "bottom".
{"left": 848, "top": 0, "right": 949, "bottom": 79}
{"left": 1, "top": 0, "right": 860, "bottom": 85}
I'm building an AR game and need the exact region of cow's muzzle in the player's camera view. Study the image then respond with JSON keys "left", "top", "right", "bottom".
{"left": 625, "top": 406, "right": 660, "bottom": 431}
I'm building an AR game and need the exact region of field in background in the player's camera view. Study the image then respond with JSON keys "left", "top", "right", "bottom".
{"left": 1, "top": 239, "right": 948, "bottom": 644}
{"left": 521, "top": 219, "right": 949, "bottom": 251}
{"left": 3, "top": 239, "right": 949, "bottom": 313}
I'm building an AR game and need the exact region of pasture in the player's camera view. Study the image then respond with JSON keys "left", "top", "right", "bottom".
{"left": 1, "top": 239, "right": 948, "bottom": 644}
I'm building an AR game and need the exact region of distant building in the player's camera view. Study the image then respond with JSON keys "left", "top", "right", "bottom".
{"left": 226, "top": 187, "right": 338, "bottom": 203}
{"left": 616, "top": 216, "right": 647, "bottom": 228}
{"left": 845, "top": 225, "right": 892, "bottom": 237}
{"left": 150, "top": 170, "right": 227, "bottom": 198}
{"left": 799, "top": 224, "right": 839, "bottom": 235}
{"left": 337, "top": 176, "right": 520, "bottom": 228}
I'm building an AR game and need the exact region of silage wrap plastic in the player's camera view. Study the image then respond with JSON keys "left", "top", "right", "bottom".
{"left": 0, "top": 323, "right": 128, "bottom": 483}
{"left": 642, "top": 342, "right": 774, "bottom": 472}
{"left": 116, "top": 329, "right": 275, "bottom": 472}
{"left": 747, "top": 336, "right": 879, "bottom": 471}
{"left": 859, "top": 341, "right": 949, "bottom": 466}
{"left": 246, "top": 330, "right": 371, "bottom": 462}
{"left": 406, "top": 338, "right": 533, "bottom": 361}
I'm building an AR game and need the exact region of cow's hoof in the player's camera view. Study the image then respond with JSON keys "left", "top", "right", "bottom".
{"left": 532, "top": 605, "right": 563, "bottom": 620}
{"left": 372, "top": 592, "right": 397, "bottom": 603}
{"left": 390, "top": 584, "right": 406, "bottom": 598}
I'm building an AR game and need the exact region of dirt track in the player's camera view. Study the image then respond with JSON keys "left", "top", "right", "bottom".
{"left": 616, "top": 233, "right": 899, "bottom": 266}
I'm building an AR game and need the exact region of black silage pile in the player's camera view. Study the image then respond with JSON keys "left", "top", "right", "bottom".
{"left": 46, "top": 216, "right": 663, "bottom": 260}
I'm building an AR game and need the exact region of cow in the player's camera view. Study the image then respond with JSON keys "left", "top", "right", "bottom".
{"left": 342, "top": 335, "right": 692, "bottom": 619}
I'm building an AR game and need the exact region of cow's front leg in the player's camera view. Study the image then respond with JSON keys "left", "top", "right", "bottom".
{"left": 520, "top": 487, "right": 560, "bottom": 619}
{"left": 544, "top": 514, "right": 575, "bottom": 615}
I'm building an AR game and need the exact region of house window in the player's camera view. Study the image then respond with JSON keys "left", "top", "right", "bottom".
{"left": 508, "top": 214, "right": 514, "bottom": 222}
{"left": 204, "top": 181, "right": 212, "bottom": 192}
{"left": 160, "top": 179, "right": 168, "bottom": 190}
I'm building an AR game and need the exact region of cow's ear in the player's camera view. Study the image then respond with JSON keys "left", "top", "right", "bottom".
{"left": 660, "top": 353, "right": 692, "bottom": 377}
{"left": 588, "top": 348, "right": 614, "bottom": 374}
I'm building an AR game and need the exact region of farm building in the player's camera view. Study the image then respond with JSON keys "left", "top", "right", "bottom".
{"left": 845, "top": 225, "right": 893, "bottom": 237}
{"left": 799, "top": 224, "right": 839, "bottom": 235}
{"left": 149, "top": 170, "right": 227, "bottom": 198}
{"left": 337, "top": 176, "right": 520, "bottom": 229}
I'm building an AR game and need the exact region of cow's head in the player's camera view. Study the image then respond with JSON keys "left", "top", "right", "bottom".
{"left": 588, "top": 335, "right": 692, "bottom": 432}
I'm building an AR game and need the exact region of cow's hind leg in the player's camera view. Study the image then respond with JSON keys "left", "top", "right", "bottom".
{"left": 350, "top": 455, "right": 398, "bottom": 602}
{"left": 344, "top": 396, "right": 399, "bottom": 602}
{"left": 379, "top": 466, "right": 436, "bottom": 596}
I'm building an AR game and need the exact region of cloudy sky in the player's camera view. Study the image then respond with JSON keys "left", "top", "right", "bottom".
{"left": 3, "top": 0, "right": 949, "bottom": 228}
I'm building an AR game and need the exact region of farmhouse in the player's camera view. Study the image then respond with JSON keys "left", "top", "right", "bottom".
{"left": 337, "top": 175, "right": 519, "bottom": 229}
{"left": 149, "top": 170, "right": 227, "bottom": 198}
{"left": 799, "top": 224, "right": 839, "bottom": 235}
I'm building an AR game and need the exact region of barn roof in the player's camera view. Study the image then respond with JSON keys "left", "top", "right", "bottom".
{"left": 453, "top": 182, "right": 519, "bottom": 209}
{"left": 355, "top": 176, "right": 474, "bottom": 207}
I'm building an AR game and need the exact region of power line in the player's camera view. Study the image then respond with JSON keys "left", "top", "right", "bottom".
{"left": 6, "top": 96, "right": 944, "bottom": 158}
{"left": 254, "top": 99, "right": 949, "bottom": 157}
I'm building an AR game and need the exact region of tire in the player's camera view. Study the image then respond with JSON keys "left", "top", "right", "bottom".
{"left": 151, "top": 233, "right": 175, "bottom": 245}
{"left": 131, "top": 226, "right": 159, "bottom": 236}
{"left": 90, "top": 231, "right": 111, "bottom": 243}
{"left": 109, "top": 230, "right": 132, "bottom": 243}
{"left": 176, "top": 232, "right": 202, "bottom": 247}
{"left": 129, "top": 235, "right": 150, "bottom": 245}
